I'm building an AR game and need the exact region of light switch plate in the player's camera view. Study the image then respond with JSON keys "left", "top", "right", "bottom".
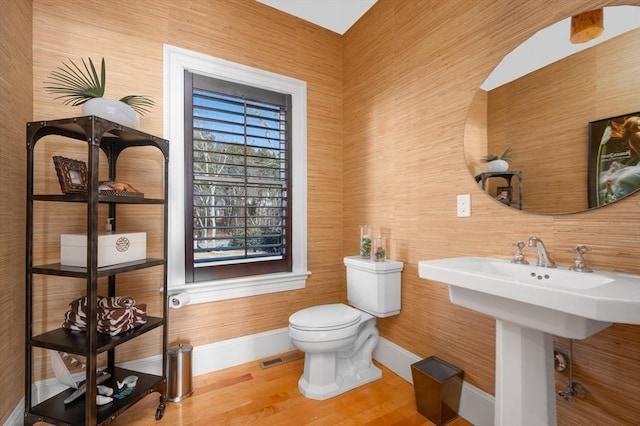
{"left": 457, "top": 194, "right": 471, "bottom": 217}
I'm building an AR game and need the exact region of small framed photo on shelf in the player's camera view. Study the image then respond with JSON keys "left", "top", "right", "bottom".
{"left": 496, "top": 186, "right": 512, "bottom": 202}
{"left": 53, "top": 156, "right": 88, "bottom": 194}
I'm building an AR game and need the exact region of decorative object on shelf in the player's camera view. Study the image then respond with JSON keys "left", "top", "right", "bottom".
{"left": 570, "top": 9, "right": 604, "bottom": 44}
{"left": 373, "top": 236, "right": 386, "bottom": 262}
{"left": 117, "top": 375, "right": 139, "bottom": 390}
{"left": 82, "top": 97, "right": 139, "bottom": 129}
{"left": 63, "top": 371, "right": 112, "bottom": 405}
{"left": 481, "top": 146, "right": 513, "bottom": 172}
{"left": 61, "top": 231, "right": 147, "bottom": 268}
{"left": 44, "top": 57, "right": 154, "bottom": 129}
{"left": 50, "top": 351, "right": 86, "bottom": 389}
{"left": 53, "top": 156, "right": 88, "bottom": 194}
{"left": 99, "top": 180, "right": 144, "bottom": 198}
{"left": 496, "top": 186, "right": 513, "bottom": 203}
{"left": 62, "top": 295, "right": 148, "bottom": 336}
{"left": 359, "top": 225, "right": 372, "bottom": 258}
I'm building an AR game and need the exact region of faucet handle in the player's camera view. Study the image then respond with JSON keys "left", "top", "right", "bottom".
{"left": 570, "top": 245, "right": 593, "bottom": 273}
{"left": 572, "top": 244, "right": 591, "bottom": 255}
{"left": 511, "top": 241, "right": 529, "bottom": 264}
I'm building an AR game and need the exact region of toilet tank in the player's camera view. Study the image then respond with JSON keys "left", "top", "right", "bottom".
{"left": 344, "top": 256, "right": 403, "bottom": 318}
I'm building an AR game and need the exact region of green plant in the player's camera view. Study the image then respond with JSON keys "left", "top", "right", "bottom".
{"left": 480, "top": 146, "right": 513, "bottom": 163}
{"left": 44, "top": 57, "right": 154, "bottom": 115}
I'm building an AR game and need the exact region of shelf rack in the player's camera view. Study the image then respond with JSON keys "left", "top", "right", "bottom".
{"left": 475, "top": 170, "right": 523, "bottom": 210}
{"left": 25, "top": 116, "right": 169, "bottom": 425}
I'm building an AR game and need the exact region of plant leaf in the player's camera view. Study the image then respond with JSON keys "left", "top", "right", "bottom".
{"left": 44, "top": 57, "right": 105, "bottom": 105}
{"left": 500, "top": 146, "right": 514, "bottom": 161}
{"left": 119, "top": 95, "right": 155, "bottom": 115}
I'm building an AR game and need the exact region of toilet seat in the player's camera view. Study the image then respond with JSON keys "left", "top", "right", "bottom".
{"left": 289, "top": 304, "right": 361, "bottom": 332}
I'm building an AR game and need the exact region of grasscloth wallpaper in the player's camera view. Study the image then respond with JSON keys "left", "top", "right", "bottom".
{"left": 1, "top": 0, "right": 638, "bottom": 424}
{"left": 343, "top": 1, "right": 639, "bottom": 424}
{"left": 0, "top": 0, "right": 32, "bottom": 421}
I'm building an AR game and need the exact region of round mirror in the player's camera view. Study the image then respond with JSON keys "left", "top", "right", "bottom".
{"left": 464, "top": 5, "right": 640, "bottom": 214}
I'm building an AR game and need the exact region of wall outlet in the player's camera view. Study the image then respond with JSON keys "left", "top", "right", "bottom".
{"left": 457, "top": 194, "right": 471, "bottom": 217}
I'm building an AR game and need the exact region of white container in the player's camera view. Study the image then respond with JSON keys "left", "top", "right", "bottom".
{"left": 344, "top": 255, "right": 403, "bottom": 317}
{"left": 61, "top": 232, "right": 146, "bottom": 267}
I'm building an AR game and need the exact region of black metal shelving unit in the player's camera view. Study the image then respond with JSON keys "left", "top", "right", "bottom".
{"left": 475, "top": 170, "right": 523, "bottom": 210}
{"left": 25, "top": 116, "right": 169, "bottom": 425}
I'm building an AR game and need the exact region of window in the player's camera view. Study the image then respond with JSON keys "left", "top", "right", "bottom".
{"left": 164, "top": 45, "right": 309, "bottom": 303}
{"left": 184, "top": 73, "right": 292, "bottom": 282}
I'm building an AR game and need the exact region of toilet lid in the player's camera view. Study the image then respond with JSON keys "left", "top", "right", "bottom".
{"left": 289, "top": 304, "right": 360, "bottom": 331}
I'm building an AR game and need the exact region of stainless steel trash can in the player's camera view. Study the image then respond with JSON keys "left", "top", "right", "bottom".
{"left": 167, "top": 343, "right": 194, "bottom": 402}
{"left": 411, "top": 356, "right": 464, "bottom": 425}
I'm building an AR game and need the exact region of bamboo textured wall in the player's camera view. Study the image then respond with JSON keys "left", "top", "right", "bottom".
{"left": 343, "top": 1, "right": 640, "bottom": 425}
{"left": 0, "top": 0, "right": 32, "bottom": 422}
{"left": 1, "top": 0, "right": 637, "bottom": 425}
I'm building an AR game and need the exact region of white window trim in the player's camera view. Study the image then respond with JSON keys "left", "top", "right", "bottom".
{"left": 163, "top": 44, "right": 309, "bottom": 304}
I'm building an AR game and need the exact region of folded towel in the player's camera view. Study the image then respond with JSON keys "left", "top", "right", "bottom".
{"left": 98, "top": 296, "right": 136, "bottom": 310}
{"left": 62, "top": 296, "right": 147, "bottom": 336}
{"left": 67, "top": 296, "right": 89, "bottom": 319}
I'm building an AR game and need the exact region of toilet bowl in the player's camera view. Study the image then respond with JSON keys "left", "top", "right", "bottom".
{"left": 288, "top": 256, "right": 403, "bottom": 400}
{"left": 289, "top": 303, "right": 381, "bottom": 400}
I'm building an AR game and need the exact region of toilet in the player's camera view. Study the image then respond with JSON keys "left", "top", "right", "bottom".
{"left": 288, "top": 255, "right": 403, "bottom": 400}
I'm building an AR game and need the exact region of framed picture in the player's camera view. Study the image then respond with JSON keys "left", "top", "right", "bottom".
{"left": 496, "top": 186, "right": 512, "bottom": 202}
{"left": 587, "top": 112, "right": 640, "bottom": 208}
{"left": 53, "top": 156, "right": 88, "bottom": 194}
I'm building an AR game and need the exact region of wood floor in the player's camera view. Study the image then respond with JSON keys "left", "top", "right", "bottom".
{"left": 110, "top": 352, "right": 473, "bottom": 425}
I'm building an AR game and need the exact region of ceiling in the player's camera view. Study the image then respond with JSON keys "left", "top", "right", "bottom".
{"left": 255, "top": 0, "right": 377, "bottom": 35}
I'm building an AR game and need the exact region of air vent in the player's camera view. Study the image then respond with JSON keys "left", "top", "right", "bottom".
{"left": 259, "top": 351, "right": 304, "bottom": 369}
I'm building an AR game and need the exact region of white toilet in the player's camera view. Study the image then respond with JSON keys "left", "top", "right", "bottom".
{"left": 288, "top": 255, "right": 403, "bottom": 400}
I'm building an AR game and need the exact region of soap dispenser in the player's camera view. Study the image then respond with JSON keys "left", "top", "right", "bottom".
{"left": 105, "top": 218, "right": 114, "bottom": 233}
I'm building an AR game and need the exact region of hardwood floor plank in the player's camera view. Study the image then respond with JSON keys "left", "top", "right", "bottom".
{"left": 109, "top": 355, "right": 472, "bottom": 425}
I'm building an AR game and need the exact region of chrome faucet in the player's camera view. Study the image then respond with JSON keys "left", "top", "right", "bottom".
{"left": 527, "top": 236, "right": 556, "bottom": 268}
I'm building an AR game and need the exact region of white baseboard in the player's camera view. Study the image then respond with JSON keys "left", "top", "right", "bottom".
{"left": 118, "top": 326, "right": 297, "bottom": 377}
{"left": 13, "top": 329, "right": 494, "bottom": 426}
{"left": 3, "top": 400, "right": 23, "bottom": 426}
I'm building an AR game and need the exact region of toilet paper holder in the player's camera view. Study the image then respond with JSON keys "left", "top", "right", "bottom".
{"left": 169, "top": 293, "right": 191, "bottom": 309}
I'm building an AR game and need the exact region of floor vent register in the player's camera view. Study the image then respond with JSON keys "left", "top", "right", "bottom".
{"left": 259, "top": 351, "right": 304, "bottom": 369}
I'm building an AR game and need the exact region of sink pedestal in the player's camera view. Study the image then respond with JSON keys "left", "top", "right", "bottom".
{"left": 496, "top": 320, "right": 556, "bottom": 426}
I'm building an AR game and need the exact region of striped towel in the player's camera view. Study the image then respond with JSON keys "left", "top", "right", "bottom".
{"left": 62, "top": 296, "right": 147, "bottom": 336}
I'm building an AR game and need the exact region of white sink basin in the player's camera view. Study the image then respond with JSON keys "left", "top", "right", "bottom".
{"left": 418, "top": 256, "right": 640, "bottom": 339}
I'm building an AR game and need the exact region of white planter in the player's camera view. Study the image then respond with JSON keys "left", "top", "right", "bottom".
{"left": 486, "top": 159, "right": 509, "bottom": 172}
{"left": 82, "top": 97, "right": 140, "bottom": 129}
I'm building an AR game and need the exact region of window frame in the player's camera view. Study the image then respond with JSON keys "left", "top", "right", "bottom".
{"left": 163, "top": 44, "right": 309, "bottom": 304}
{"left": 185, "top": 73, "right": 293, "bottom": 282}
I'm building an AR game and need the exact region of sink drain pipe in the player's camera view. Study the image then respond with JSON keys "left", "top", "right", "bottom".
{"left": 557, "top": 339, "right": 586, "bottom": 400}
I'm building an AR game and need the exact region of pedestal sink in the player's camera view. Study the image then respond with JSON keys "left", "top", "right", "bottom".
{"left": 418, "top": 257, "right": 640, "bottom": 426}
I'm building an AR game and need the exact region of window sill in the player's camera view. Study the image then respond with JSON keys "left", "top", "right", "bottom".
{"left": 168, "top": 270, "right": 311, "bottom": 305}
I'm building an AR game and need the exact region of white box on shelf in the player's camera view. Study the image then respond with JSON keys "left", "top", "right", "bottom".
{"left": 60, "top": 232, "right": 146, "bottom": 268}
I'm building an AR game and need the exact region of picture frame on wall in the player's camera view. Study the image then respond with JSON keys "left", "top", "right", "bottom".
{"left": 587, "top": 112, "right": 640, "bottom": 208}
{"left": 53, "top": 156, "right": 88, "bottom": 194}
